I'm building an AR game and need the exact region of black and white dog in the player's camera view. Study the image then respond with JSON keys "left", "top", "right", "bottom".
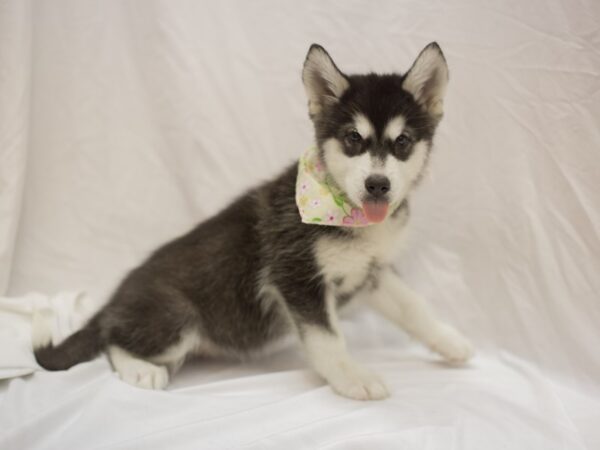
{"left": 34, "top": 43, "right": 473, "bottom": 400}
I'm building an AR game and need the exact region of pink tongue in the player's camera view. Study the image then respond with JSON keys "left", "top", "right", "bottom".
{"left": 362, "top": 201, "right": 389, "bottom": 223}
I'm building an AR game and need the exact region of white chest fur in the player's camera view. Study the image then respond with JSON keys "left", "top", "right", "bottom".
{"left": 314, "top": 210, "right": 408, "bottom": 296}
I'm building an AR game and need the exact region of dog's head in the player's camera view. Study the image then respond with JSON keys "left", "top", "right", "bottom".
{"left": 302, "top": 43, "right": 448, "bottom": 223}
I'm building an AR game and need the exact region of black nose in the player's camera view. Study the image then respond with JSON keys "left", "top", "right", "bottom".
{"left": 365, "top": 175, "right": 390, "bottom": 198}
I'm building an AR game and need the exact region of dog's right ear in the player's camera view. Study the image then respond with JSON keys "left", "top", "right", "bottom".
{"left": 302, "top": 44, "right": 350, "bottom": 117}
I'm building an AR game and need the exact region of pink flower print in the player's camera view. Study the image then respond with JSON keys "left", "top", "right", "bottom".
{"left": 314, "top": 160, "right": 324, "bottom": 173}
{"left": 310, "top": 199, "right": 321, "bottom": 208}
{"left": 342, "top": 208, "right": 368, "bottom": 226}
{"left": 325, "top": 210, "right": 338, "bottom": 223}
{"left": 300, "top": 182, "right": 308, "bottom": 193}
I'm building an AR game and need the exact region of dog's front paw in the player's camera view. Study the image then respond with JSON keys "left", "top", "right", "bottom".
{"left": 428, "top": 324, "right": 474, "bottom": 364}
{"left": 329, "top": 365, "right": 390, "bottom": 401}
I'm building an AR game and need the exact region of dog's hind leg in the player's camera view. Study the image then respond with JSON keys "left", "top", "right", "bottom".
{"left": 108, "top": 328, "right": 203, "bottom": 390}
{"left": 368, "top": 268, "right": 474, "bottom": 363}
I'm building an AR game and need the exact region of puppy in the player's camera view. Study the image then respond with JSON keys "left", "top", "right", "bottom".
{"left": 34, "top": 43, "right": 473, "bottom": 400}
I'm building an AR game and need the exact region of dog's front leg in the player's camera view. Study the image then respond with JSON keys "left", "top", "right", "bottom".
{"left": 283, "top": 284, "right": 389, "bottom": 400}
{"left": 368, "top": 268, "right": 474, "bottom": 363}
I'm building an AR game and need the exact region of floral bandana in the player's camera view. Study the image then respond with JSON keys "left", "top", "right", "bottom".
{"left": 296, "top": 146, "right": 371, "bottom": 227}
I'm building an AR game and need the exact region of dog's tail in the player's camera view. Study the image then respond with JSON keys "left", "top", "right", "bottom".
{"left": 32, "top": 311, "right": 105, "bottom": 371}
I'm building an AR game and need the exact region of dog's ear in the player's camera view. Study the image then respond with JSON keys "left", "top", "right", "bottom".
{"left": 302, "top": 44, "right": 350, "bottom": 117}
{"left": 403, "top": 42, "right": 449, "bottom": 118}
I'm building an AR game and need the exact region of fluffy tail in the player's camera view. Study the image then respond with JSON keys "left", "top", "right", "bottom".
{"left": 32, "top": 311, "right": 105, "bottom": 371}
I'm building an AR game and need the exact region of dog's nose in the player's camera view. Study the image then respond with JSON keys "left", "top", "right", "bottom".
{"left": 365, "top": 175, "right": 390, "bottom": 198}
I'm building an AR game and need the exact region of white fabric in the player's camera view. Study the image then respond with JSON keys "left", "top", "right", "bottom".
{"left": 0, "top": 292, "right": 93, "bottom": 380}
{"left": 1, "top": 318, "right": 598, "bottom": 449}
{"left": 1, "top": 0, "right": 599, "bottom": 448}
{"left": 0, "top": 0, "right": 31, "bottom": 294}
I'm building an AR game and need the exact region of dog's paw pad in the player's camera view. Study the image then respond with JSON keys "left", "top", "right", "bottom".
{"left": 429, "top": 324, "right": 474, "bottom": 364}
{"left": 117, "top": 360, "right": 169, "bottom": 390}
{"left": 330, "top": 367, "right": 390, "bottom": 401}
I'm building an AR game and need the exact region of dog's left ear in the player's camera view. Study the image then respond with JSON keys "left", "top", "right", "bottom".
{"left": 403, "top": 42, "right": 449, "bottom": 118}
{"left": 302, "top": 44, "right": 350, "bottom": 117}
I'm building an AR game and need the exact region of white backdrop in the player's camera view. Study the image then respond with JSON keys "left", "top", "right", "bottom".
{"left": 1, "top": 0, "right": 599, "bottom": 448}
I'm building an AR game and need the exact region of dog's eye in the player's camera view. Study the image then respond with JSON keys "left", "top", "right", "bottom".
{"left": 345, "top": 129, "right": 363, "bottom": 144}
{"left": 393, "top": 133, "right": 413, "bottom": 160}
{"left": 395, "top": 134, "right": 410, "bottom": 148}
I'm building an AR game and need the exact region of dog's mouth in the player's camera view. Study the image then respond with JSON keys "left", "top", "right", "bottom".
{"left": 362, "top": 199, "right": 389, "bottom": 223}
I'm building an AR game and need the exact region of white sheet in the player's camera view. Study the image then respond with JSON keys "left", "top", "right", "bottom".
{"left": 1, "top": 0, "right": 599, "bottom": 448}
{"left": 1, "top": 300, "right": 598, "bottom": 449}
{"left": 0, "top": 292, "right": 93, "bottom": 380}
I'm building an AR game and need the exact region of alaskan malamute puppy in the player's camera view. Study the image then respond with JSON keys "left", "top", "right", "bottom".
{"left": 34, "top": 43, "right": 473, "bottom": 400}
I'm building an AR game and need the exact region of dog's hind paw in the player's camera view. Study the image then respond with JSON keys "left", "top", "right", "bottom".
{"left": 109, "top": 346, "right": 170, "bottom": 390}
{"left": 119, "top": 361, "right": 169, "bottom": 390}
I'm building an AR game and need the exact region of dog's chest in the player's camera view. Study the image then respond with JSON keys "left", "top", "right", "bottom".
{"left": 314, "top": 220, "right": 405, "bottom": 297}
